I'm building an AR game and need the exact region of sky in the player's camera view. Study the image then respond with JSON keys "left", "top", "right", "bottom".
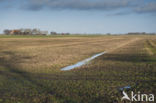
{"left": 0, "top": 0, "right": 156, "bottom": 34}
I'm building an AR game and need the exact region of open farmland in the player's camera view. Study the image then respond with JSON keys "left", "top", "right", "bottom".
{"left": 0, "top": 35, "right": 155, "bottom": 103}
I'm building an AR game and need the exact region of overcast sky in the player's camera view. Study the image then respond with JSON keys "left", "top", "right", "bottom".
{"left": 0, "top": 0, "right": 156, "bottom": 34}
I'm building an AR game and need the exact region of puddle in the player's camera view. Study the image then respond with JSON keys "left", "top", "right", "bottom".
{"left": 119, "top": 85, "right": 131, "bottom": 91}
{"left": 61, "top": 51, "right": 107, "bottom": 71}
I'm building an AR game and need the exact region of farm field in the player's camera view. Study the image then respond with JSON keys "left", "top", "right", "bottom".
{"left": 0, "top": 35, "right": 155, "bottom": 103}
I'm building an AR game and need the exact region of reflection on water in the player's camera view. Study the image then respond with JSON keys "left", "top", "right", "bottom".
{"left": 119, "top": 85, "right": 131, "bottom": 91}
{"left": 61, "top": 51, "right": 107, "bottom": 71}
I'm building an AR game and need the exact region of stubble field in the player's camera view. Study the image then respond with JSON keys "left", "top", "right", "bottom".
{"left": 0, "top": 35, "right": 155, "bottom": 103}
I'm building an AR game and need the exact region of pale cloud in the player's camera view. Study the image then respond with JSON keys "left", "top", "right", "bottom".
{"left": 135, "top": 2, "right": 156, "bottom": 13}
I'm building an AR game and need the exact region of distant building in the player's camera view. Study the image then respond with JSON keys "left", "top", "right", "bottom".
{"left": 3, "top": 28, "right": 48, "bottom": 35}
{"left": 10, "top": 30, "right": 21, "bottom": 35}
{"left": 127, "top": 32, "right": 147, "bottom": 35}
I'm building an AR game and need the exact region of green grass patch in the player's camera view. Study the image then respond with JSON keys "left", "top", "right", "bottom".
{"left": 0, "top": 34, "right": 107, "bottom": 38}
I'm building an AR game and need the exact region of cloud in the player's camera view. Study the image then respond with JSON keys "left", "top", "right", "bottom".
{"left": 24, "top": 0, "right": 133, "bottom": 11}
{"left": 135, "top": 2, "right": 156, "bottom": 13}
{"left": 108, "top": 11, "right": 132, "bottom": 16}
{"left": 1, "top": 0, "right": 156, "bottom": 14}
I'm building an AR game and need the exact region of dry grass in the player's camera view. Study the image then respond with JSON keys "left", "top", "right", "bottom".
{"left": 0, "top": 35, "right": 144, "bottom": 73}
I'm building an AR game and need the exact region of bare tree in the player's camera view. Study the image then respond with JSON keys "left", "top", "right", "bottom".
{"left": 32, "top": 28, "right": 38, "bottom": 35}
{"left": 3, "top": 29, "right": 11, "bottom": 35}
{"left": 51, "top": 32, "right": 57, "bottom": 35}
